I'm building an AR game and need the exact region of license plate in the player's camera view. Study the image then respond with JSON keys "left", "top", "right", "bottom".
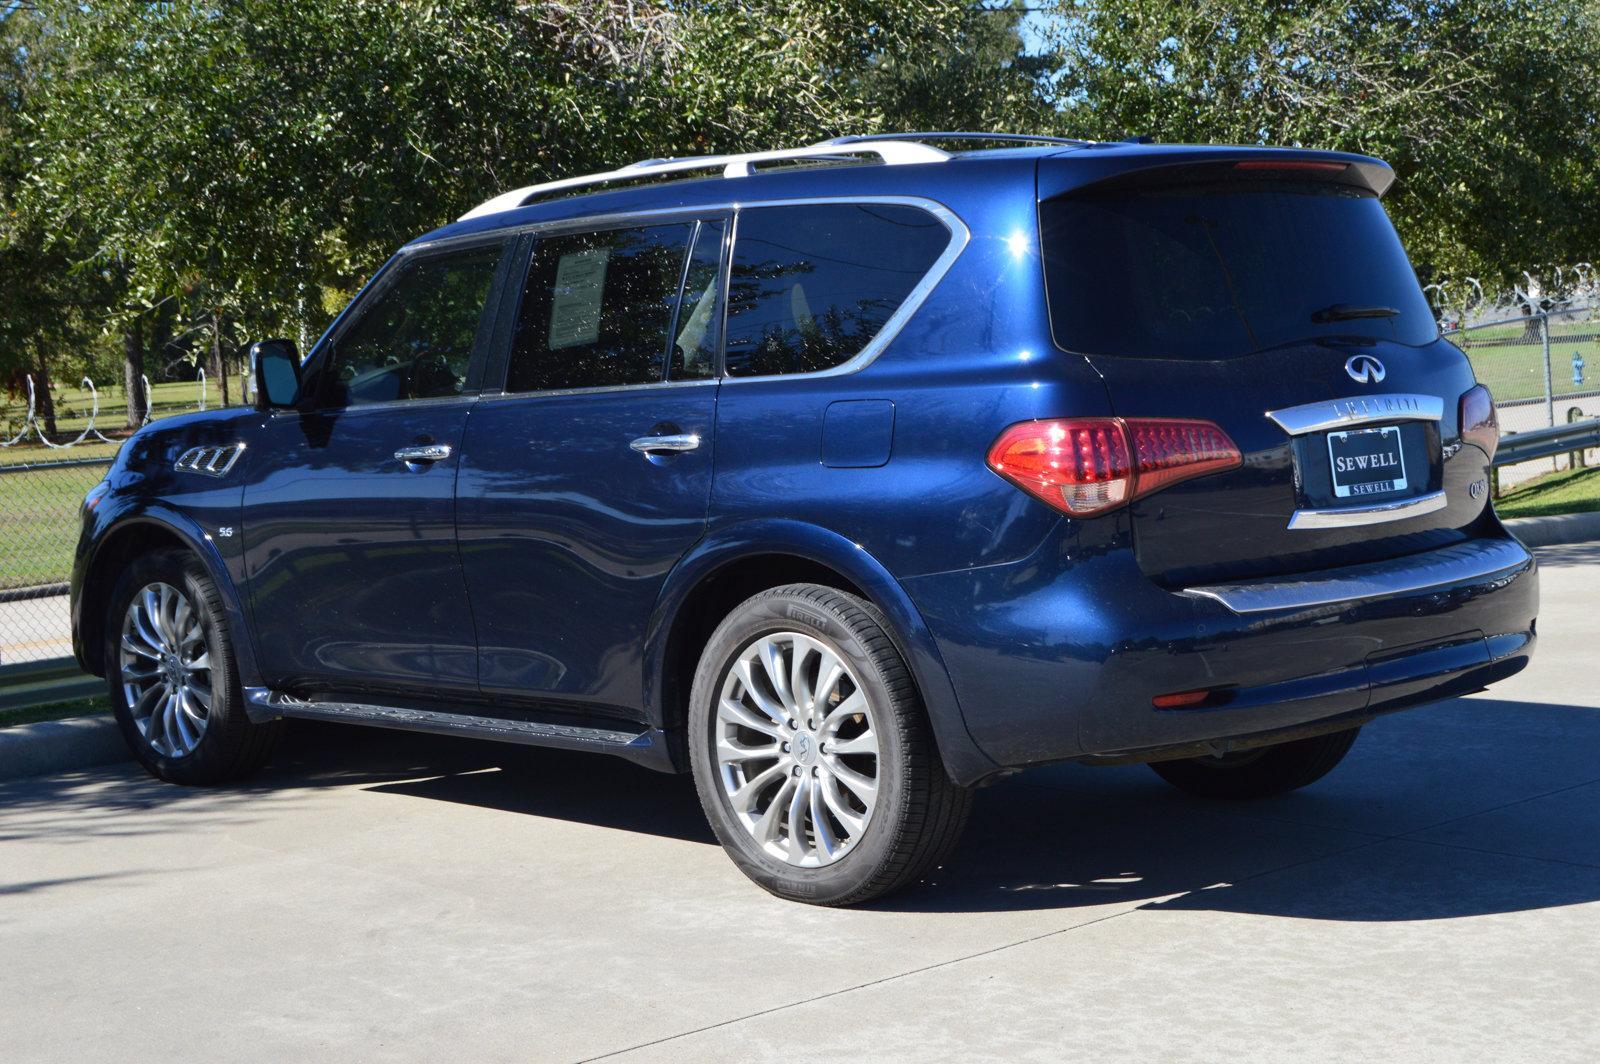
{"left": 1327, "top": 426, "right": 1408, "bottom": 498}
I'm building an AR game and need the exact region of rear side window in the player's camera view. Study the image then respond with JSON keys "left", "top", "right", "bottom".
{"left": 1041, "top": 182, "right": 1437, "bottom": 360}
{"left": 507, "top": 223, "right": 694, "bottom": 392}
{"left": 724, "top": 203, "right": 949, "bottom": 377}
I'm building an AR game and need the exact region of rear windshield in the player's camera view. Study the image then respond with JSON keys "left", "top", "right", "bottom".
{"left": 1040, "top": 182, "right": 1437, "bottom": 360}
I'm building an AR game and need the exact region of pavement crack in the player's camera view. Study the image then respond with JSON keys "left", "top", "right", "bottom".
{"left": 579, "top": 906, "right": 1143, "bottom": 1062}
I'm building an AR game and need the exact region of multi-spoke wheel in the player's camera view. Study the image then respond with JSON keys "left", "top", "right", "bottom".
{"left": 105, "top": 550, "right": 281, "bottom": 784}
{"left": 715, "top": 632, "right": 880, "bottom": 867}
{"left": 690, "top": 584, "right": 972, "bottom": 906}
{"left": 119, "top": 581, "right": 213, "bottom": 758}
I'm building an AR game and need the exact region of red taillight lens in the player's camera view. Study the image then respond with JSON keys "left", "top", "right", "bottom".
{"left": 987, "top": 418, "right": 1241, "bottom": 517}
{"left": 1459, "top": 384, "right": 1498, "bottom": 461}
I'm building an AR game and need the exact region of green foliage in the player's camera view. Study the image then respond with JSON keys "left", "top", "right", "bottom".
{"left": 1041, "top": 0, "right": 1600, "bottom": 285}
{"left": 7, "top": 0, "right": 1600, "bottom": 381}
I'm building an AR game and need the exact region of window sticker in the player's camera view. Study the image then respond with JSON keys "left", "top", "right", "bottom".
{"left": 548, "top": 248, "right": 609, "bottom": 349}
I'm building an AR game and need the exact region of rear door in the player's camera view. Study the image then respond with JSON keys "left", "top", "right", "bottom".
{"left": 1039, "top": 162, "right": 1485, "bottom": 587}
{"left": 242, "top": 238, "right": 513, "bottom": 698}
{"left": 456, "top": 216, "right": 724, "bottom": 716}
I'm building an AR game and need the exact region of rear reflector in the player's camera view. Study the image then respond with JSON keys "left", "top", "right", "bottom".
{"left": 1153, "top": 689, "right": 1213, "bottom": 709}
{"left": 1459, "top": 384, "right": 1499, "bottom": 461}
{"left": 1233, "top": 160, "right": 1348, "bottom": 173}
{"left": 987, "top": 418, "right": 1242, "bottom": 517}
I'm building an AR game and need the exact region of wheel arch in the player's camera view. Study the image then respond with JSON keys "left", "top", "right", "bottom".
{"left": 75, "top": 508, "right": 260, "bottom": 687}
{"left": 645, "top": 520, "right": 998, "bottom": 786}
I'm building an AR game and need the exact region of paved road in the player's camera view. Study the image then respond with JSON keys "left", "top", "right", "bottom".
{"left": 4, "top": 544, "right": 1599, "bottom": 1063}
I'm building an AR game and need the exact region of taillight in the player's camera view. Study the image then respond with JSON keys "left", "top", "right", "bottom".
{"left": 1459, "top": 385, "right": 1498, "bottom": 460}
{"left": 987, "top": 417, "right": 1242, "bottom": 517}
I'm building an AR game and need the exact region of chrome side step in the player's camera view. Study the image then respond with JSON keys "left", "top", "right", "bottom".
{"left": 243, "top": 688, "right": 671, "bottom": 768}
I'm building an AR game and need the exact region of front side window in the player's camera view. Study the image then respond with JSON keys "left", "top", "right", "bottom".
{"left": 723, "top": 203, "right": 950, "bottom": 378}
{"left": 320, "top": 245, "right": 503, "bottom": 407}
{"left": 507, "top": 223, "right": 698, "bottom": 392}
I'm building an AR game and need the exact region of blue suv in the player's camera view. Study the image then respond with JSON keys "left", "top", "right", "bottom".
{"left": 72, "top": 134, "right": 1538, "bottom": 905}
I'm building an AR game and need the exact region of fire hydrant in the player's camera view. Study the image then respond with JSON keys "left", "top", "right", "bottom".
{"left": 1575, "top": 351, "right": 1587, "bottom": 388}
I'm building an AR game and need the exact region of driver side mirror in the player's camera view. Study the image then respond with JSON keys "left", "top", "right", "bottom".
{"left": 250, "top": 339, "right": 301, "bottom": 410}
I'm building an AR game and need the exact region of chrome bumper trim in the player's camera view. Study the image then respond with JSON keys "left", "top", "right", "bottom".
{"left": 1185, "top": 536, "right": 1532, "bottom": 614}
{"left": 1267, "top": 393, "right": 1444, "bottom": 436}
{"left": 1288, "top": 489, "right": 1448, "bottom": 530}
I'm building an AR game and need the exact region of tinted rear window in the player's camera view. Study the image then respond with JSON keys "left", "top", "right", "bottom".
{"left": 1041, "top": 183, "right": 1436, "bottom": 360}
{"left": 724, "top": 203, "right": 949, "bottom": 377}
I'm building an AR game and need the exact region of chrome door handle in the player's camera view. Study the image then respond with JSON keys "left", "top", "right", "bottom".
{"left": 629, "top": 433, "right": 700, "bottom": 455}
{"left": 394, "top": 443, "right": 453, "bottom": 464}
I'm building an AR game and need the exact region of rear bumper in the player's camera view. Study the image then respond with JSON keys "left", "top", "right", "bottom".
{"left": 903, "top": 531, "right": 1537, "bottom": 769}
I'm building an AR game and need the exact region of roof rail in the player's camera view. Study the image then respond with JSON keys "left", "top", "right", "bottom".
{"left": 819, "top": 131, "right": 1089, "bottom": 148}
{"left": 459, "top": 139, "right": 952, "bottom": 221}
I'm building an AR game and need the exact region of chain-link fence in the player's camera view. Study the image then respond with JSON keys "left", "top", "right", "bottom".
{"left": 1, "top": 374, "right": 232, "bottom": 676}
{"left": 1448, "top": 303, "right": 1600, "bottom": 484}
{"left": 0, "top": 457, "right": 112, "bottom": 666}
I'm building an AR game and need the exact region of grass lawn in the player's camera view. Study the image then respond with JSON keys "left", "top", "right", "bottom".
{"left": 1496, "top": 463, "right": 1600, "bottom": 519}
{"left": 0, "top": 695, "right": 109, "bottom": 729}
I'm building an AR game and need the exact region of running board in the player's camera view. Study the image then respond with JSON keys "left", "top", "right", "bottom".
{"left": 243, "top": 688, "right": 674, "bottom": 771}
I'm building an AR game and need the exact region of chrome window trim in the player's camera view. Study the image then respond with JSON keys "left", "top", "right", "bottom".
{"left": 415, "top": 195, "right": 970, "bottom": 395}
{"left": 475, "top": 377, "right": 718, "bottom": 403}
{"left": 1266, "top": 393, "right": 1444, "bottom": 436}
{"left": 1185, "top": 536, "right": 1531, "bottom": 614}
{"left": 1286, "top": 489, "right": 1448, "bottom": 530}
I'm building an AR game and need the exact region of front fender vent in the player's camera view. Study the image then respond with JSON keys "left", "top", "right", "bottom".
{"left": 175, "top": 443, "right": 245, "bottom": 478}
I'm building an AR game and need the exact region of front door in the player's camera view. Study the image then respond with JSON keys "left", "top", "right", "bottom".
{"left": 242, "top": 238, "right": 513, "bottom": 698}
{"left": 456, "top": 216, "right": 725, "bottom": 716}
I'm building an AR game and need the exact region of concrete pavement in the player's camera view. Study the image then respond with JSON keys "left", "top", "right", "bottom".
{"left": 4, "top": 544, "right": 1600, "bottom": 1062}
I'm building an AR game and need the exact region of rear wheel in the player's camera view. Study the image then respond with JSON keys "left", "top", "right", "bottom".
{"left": 105, "top": 550, "right": 282, "bottom": 784}
{"left": 689, "top": 584, "right": 971, "bottom": 906}
{"left": 1148, "top": 727, "right": 1360, "bottom": 800}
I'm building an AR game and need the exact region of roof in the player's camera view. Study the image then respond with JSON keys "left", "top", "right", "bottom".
{"left": 412, "top": 134, "right": 1392, "bottom": 248}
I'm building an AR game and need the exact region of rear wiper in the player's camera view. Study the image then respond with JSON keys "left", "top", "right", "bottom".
{"left": 1311, "top": 303, "right": 1400, "bottom": 324}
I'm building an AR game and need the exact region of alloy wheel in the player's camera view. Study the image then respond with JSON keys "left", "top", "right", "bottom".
{"left": 119, "top": 581, "right": 212, "bottom": 758}
{"left": 715, "top": 632, "right": 880, "bottom": 867}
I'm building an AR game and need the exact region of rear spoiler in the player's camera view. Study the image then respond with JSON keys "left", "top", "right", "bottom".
{"left": 1037, "top": 145, "right": 1394, "bottom": 200}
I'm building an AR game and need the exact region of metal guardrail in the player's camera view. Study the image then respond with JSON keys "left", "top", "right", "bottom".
{"left": 1494, "top": 418, "right": 1600, "bottom": 467}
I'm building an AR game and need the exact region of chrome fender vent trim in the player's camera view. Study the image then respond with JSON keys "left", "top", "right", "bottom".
{"left": 175, "top": 443, "right": 245, "bottom": 477}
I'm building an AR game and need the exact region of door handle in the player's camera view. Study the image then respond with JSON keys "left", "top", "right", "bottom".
{"left": 629, "top": 433, "right": 700, "bottom": 455}
{"left": 394, "top": 443, "right": 453, "bottom": 464}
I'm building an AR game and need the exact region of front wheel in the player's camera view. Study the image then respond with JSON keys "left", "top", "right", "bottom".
{"left": 1148, "top": 727, "right": 1361, "bottom": 800}
{"left": 688, "top": 584, "right": 971, "bottom": 906}
{"left": 105, "top": 550, "right": 282, "bottom": 784}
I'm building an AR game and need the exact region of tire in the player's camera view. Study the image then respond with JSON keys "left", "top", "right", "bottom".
{"left": 104, "top": 549, "right": 282, "bottom": 784}
{"left": 1148, "top": 727, "right": 1361, "bottom": 800}
{"left": 688, "top": 584, "right": 972, "bottom": 906}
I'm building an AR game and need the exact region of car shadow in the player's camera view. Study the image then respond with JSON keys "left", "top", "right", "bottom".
{"left": 308, "top": 697, "right": 1600, "bottom": 921}
{"left": 12, "top": 696, "right": 1596, "bottom": 922}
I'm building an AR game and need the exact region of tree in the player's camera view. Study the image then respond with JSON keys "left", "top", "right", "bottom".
{"left": 19, "top": 0, "right": 1002, "bottom": 370}
{"left": 1039, "top": 0, "right": 1600, "bottom": 286}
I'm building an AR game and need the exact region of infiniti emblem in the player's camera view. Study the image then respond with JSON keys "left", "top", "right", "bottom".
{"left": 1345, "top": 354, "right": 1387, "bottom": 384}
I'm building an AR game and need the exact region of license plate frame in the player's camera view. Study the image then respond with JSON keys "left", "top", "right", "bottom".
{"left": 1326, "top": 425, "right": 1408, "bottom": 499}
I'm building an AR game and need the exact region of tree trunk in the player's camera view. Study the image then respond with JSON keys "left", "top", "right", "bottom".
{"left": 123, "top": 322, "right": 147, "bottom": 429}
{"left": 213, "top": 311, "right": 230, "bottom": 407}
{"left": 34, "top": 351, "right": 58, "bottom": 438}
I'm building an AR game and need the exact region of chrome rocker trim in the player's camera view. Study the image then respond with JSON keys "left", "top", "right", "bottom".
{"left": 1287, "top": 489, "right": 1449, "bottom": 530}
{"left": 1266, "top": 393, "right": 1444, "bottom": 436}
{"left": 1185, "top": 536, "right": 1532, "bottom": 615}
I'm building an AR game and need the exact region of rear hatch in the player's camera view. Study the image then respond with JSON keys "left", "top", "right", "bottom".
{"left": 1040, "top": 151, "right": 1485, "bottom": 586}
